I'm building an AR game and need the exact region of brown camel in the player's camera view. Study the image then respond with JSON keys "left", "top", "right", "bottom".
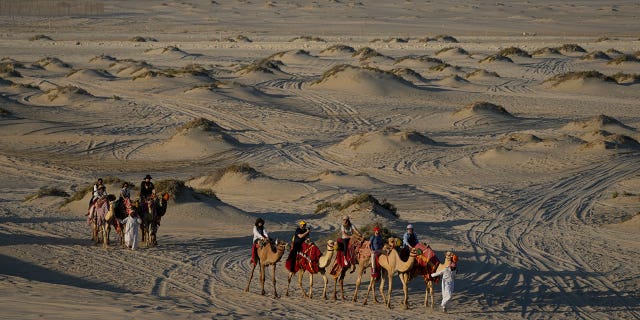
{"left": 410, "top": 243, "right": 442, "bottom": 309}
{"left": 245, "top": 239, "right": 288, "bottom": 297}
{"left": 363, "top": 238, "right": 418, "bottom": 309}
{"left": 351, "top": 239, "right": 373, "bottom": 302}
{"left": 285, "top": 240, "right": 336, "bottom": 299}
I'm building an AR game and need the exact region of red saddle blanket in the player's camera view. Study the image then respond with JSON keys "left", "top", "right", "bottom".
{"left": 414, "top": 243, "right": 440, "bottom": 280}
{"left": 285, "top": 242, "right": 322, "bottom": 273}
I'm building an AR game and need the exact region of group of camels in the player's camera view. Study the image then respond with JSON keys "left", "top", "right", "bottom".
{"left": 88, "top": 193, "right": 169, "bottom": 249}
{"left": 245, "top": 234, "right": 453, "bottom": 310}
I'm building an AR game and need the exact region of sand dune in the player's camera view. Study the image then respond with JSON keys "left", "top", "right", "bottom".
{"left": 563, "top": 114, "right": 637, "bottom": 137}
{"left": 29, "top": 85, "right": 97, "bottom": 105}
{"left": 331, "top": 127, "right": 435, "bottom": 154}
{"left": 451, "top": 101, "right": 515, "bottom": 126}
{"left": 65, "top": 68, "right": 114, "bottom": 80}
{"left": 188, "top": 164, "right": 314, "bottom": 203}
{"left": 134, "top": 118, "right": 240, "bottom": 160}
{"left": 312, "top": 64, "right": 418, "bottom": 96}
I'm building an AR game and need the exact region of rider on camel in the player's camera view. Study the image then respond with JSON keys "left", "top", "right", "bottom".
{"left": 139, "top": 174, "right": 155, "bottom": 202}
{"left": 251, "top": 218, "right": 271, "bottom": 265}
{"left": 340, "top": 215, "right": 361, "bottom": 268}
{"left": 286, "top": 220, "right": 310, "bottom": 272}
{"left": 369, "top": 226, "right": 384, "bottom": 276}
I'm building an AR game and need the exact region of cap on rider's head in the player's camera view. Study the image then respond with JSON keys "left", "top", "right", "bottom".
{"left": 373, "top": 226, "right": 381, "bottom": 232}
{"left": 145, "top": 174, "right": 152, "bottom": 180}
{"left": 407, "top": 224, "right": 413, "bottom": 229}
{"left": 299, "top": 220, "right": 306, "bottom": 227}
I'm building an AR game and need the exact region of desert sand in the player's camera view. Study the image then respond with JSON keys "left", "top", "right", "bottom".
{"left": 1, "top": 0, "right": 639, "bottom": 319}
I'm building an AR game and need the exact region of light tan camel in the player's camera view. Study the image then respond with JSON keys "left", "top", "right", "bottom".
{"left": 285, "top": 240, "right": 336, "bottom": 299}
{"left": 245, "top": 239, "right": 288, "bottom": 297}
{"left": 363, "top": 238, "right": 418, "bottom": 309}
{"left": 330, "top": 234, "right": 370, "bottom": 301}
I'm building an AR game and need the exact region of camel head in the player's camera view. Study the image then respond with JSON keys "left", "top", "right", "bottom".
{"left": 326, "top": 239, "right": 336, "bottom": 251}
{"left": 275, "top": 240, "right": 289, "bottom": 252}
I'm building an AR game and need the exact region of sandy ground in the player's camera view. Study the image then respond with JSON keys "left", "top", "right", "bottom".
{"left": 1, "top": 1, "right": 639, "bottom": 319}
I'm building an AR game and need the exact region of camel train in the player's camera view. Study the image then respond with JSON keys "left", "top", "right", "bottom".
{"left": 88, "top": 192, "right": 168, "bottom": 249}
{"left": 245, "top": 232, "right": 454, "bottom": 310}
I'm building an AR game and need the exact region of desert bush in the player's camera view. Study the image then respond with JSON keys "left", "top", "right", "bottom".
{"left": 479, "top": 54, "right": 513, "bottom": 63}
{"left": 25, "top": 187, "right": 69, "bottom": 201}
{"left": 428, "top": 63, "right": 453, "bottom": 71}
{"left": 607, "top": 54, "right": 639, "bottom": 65}
{"left": 498, "top": 47, "right": 531, "bottom": 57}
{"left": 352, "top": 47, "right": 386, "bottom": 60}
{"left": 178, "top": 117, "right": 223, "bottom": 132}
{"left": 289, "top": 35, "right": 326, "bottom": 42}
{"left": 465, "top": 69, "right": 500, "bottom": 78}
{"left": 0, "top": 62, "right": 21, "bottom": 77}
{"left": 130, "top": 36, "right": 158, "bottom": 42}
{"left": 606, "top": 48, "right": 623, "bottom": 55}
{"left": 531, "top": 47, "right": 561, "bottom": 55}
{"left": 558, "top": 44, "right": 586, "bottom": 53}
{"left": 395, "top": 55, "right": 443, "bottom": 64}
{"left": 237, "top": 58, "right": 283, "bottom": 74}
{"left": 0, "top": 107, "right": 11, "bottom": 116}
{"left": 611, "top": 72, "right": 640, "bottom": 84}
{"left": 544, "top": 71, "right": 615, "bottom": 86}
{"left": 320, "top": 44, "right": 355, "bottom": 54}
{"left": 596, "top": 37, "right": 610, "bottom": 42}
{"left": 436, "top": 47, "right": 468, "bottom": 55}
{"left": 64, "top": 176, "right": 133, "bottom": 205}
{"left": 582, "top": 51, "right": 611, "bottom": 60}
{"left": 612, "top": 192, "right": 619, "bottom": 198}
{"left": 316, "top": 193, "right": 399, "bottom": 217}
{"left": 29, "top": 34, "right": 53, "bottom": 41}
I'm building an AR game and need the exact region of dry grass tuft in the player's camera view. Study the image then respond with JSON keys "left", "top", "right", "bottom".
{"left": 0, "top": 62, "right": 22, "bottom": 77}
{"left": 29, "top": 34, "right": 53, "bottom": 41}
{"left": 395, "top": 55, "right": 443, "bottom": 64}
{"left": 607, "top": 54, "right": 639, "bottom": 65}
{"left": 479, "top": 54, "right": 513, "bottom": 63}
{"left": 289, "top": 35, "right": 326, "bottom": 42}
{"left": 130, "top": 36, "right": 158, "bottom": 42}
{"left": 177, "top": 117, "right": 224, "bottom": 132}
{"left": 465, "top": 69, "right": 500, "bottom": 78}
{"left": 459, "top": 101, "right": 512, "bottom": 116}
{"left": 436, "top": 47, "right": 468, "bottom": 55}
{"left": 558, "top": 44, "right": 586, "bottom": 53}
{"left": 320, "top": 44, "right": 355, "bottom": 54}
{"left": 531, "top": 47, "right": 561, "bottom": 55}
{"left": 24, "top": 187, "right": 69, "bottom": 201}
{"left": 352, "top": 47, "right": 388, "bottom": 61}
{"left": 610, "top": 72, "right": 640, "bottom": 84}
{"left": 237, "top": 58, "right": 283, "bottom": 74}
{"left": 581, "top": 51, "right": 611, "bottom": 60}
{"left": 544, "top": 71, "right": 615, "bottom": 86}
{"left": 498, "top": 47, "right": 531, "bottom": 57}
{"left": 314, "top": 193, "right": 398, "bottom": 217}
{"left": 34, "top": 57, "right": 71, "bottom": 69}
{"left": 44, "top": 85, "right": 93, "bottom": 101}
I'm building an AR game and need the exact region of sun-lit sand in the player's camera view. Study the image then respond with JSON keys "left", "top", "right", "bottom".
{"left": 1, "top": 0, "right": 639, "bottom": 319}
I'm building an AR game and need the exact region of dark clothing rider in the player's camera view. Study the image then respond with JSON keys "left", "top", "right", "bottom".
{"left": 140, "top": 174, "right": 155, "bottom": 201}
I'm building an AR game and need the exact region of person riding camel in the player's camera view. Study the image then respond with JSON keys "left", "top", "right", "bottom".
{"left": 286, "top": 220, "right": 310, "bottom": 272}
{"left": 88, "top": 178, "right": 105, "bottom": 207}
{"left": 119, "top": 182, "right": 134, "bottom": 217}
{"left": 139, "top": 174, "right": 155, "bottom": 202}
{"left": 340, "top": 215, "right": 361, "bottom": 268}
{"left": 251, "top": 218, "right": 271, "bottom": 265}
{"left": 401, "top": 224, "right": 419, "bottom": 260}
{"left": 369, "top": 226, "right": 384, "bottom": 277}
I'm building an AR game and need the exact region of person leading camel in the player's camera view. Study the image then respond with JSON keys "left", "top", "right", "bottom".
{"left": 430, "top": 251, "right": 458, "bottom": 313}
{"left": 340, "top": 215, "right": 361, "bottom": 268}
{"left": 286, "top": 220, "right": 310, "bottom": 272}
{"left": 252, "top": 218, "right": 271, "bottom": 265}
{"left": 121, "top": 211, "right": 142, "bottom": 250}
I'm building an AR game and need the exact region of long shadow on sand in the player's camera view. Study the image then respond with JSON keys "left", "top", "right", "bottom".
{"left": 0, "top": 253, "right": 128, "bottom": 294}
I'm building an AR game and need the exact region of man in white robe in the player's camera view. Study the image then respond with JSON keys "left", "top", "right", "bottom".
{"left": 431, "top": 252, "right": 457, "bottom": 312}
{"left": 122, "top": 214, "right": 141, "bottom": 250}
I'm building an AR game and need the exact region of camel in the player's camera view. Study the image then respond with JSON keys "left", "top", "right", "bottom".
{"left": 329, "top": 234, "right": 369, "bottom": 301}
{"left": 411, "top": 243, "right": 442, "bottom": 309}
{"left": 285, "top": 240, "right": 336, "bottom": 299}
{"left": 140, "top": 193, "right": 168, "bottom": 247}
{"left": 363, "top": 238, "right": 419, "bottom": 309}
{"left": 245, "top": 239, "right": 288, "bottom": 297}
{"left": 88, "top": 195, "right": 114, "bottom": 248}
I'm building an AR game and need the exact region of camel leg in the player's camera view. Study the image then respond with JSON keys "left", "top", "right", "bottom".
{"left": 353, "top": 265, "right": 363, "bottom": 302}
{"left": 245, "top": 263, "right": 257, "bottom": 292}
{"left": 386, "top": 273, "right": 393, "bottom": 308}
{"left": 332, "top": 278, "right": 338, "bottom": 301}
{"left": 362, "top": 276, "right": 374, "bottom": 306}
{"left": 259, "top": 264, "right": 266, "bottom": 295}
{"left": 308, "top": 272, "right": 314, "bottom": 299}
{"left": 271, "top": 264, "right": 279, "bottom": 298}
{"left": 400, "top": 273, "right": 409, "bottom": 310}
{"left": 285, "top": 271, "right": 294, "bottom": 296}
{"left": 379, "top": 270, "right": 387, "bottom": 306}
{"left": 428, "top": 281, "right": 435, "bottom": 309}
{"left": 321, "top": 272, "right": 329, "bottom": 300}
{"left": 297, "top": 271, "right": 307, "bottom": 298}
